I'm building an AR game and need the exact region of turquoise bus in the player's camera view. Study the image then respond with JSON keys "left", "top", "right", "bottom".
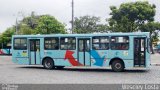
{"left": 12, "top": 32, "right": 150, "bottom": 72}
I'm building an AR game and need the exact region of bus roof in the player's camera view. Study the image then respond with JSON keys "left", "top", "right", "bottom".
{"left": 12, "top": 32, "right": 150, "bottom": 38}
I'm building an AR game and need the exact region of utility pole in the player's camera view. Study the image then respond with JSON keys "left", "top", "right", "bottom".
{"left": 16, "top": 18, "right": 18, "bottom": 34}
{"left": 14, "top": 11, "right": 25, "bottom": 35}
{"left": 71, "top": 0, "right": 74, "bottom": 34}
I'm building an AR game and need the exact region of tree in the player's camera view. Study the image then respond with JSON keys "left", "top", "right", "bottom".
{"left": 0, "top": 27, "right": 15, "bottom": 47}
{"left": 35, "top": 15, "right": 66, "bottom": 34}
{"left": 140, "top": 22, "right": 160, "bottom": 53}
{"left": 0, "top": 34, "right": 2, "bottom": 48}
{"left": 96, "top": 24, "right": 109, "bottom": 33}
{"left": 108, "top": 1, "right": 156, "bottom": 32}
{"left": 108, "top": 1, "right": 158, "bottom": 53}
{"left": 18, "top": 24, "right": 34, "bottom": 34}
{"left": 21, "top": 11, "right": 38, "bottom": 30}
{"left": 16, "top": 11, "right": 38, "bottom": 35}
{"left": 73, "top": 15, "right": 107, "bottom": 33}
{"left": 0, "top": 12, "right": 67, "bottom": 48}
{"left": 15, "top": 13, "right": 66, "bottom": 34}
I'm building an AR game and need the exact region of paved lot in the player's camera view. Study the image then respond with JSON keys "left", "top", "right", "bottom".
{"left": 151, "top": 53, "right": 160, "bottom": 64}
{"left": 0, "top": 55, "right": 160, "bottom": 84}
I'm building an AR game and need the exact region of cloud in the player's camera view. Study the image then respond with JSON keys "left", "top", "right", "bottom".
{"left": 0, "top": 0, "right": 160, "bottom": 33}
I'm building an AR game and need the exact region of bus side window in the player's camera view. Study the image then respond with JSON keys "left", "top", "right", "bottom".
{"left": 44, "top": 37, "right": 59, "bottom": 50}
{"left": 60, "top": 37, "right": 76, "bottom": 50}
{"left": 92, "top": 36, "right": 109, "bottom": 50}
{"left": 111, "top": 36, "right": 129, "bottom": 50}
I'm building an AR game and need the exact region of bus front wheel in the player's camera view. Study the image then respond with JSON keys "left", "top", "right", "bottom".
{"left": 111, "top": 60, "right": 124, "bottom": 72}
{"left": 43, "top": 58, "right": 55, "bottom": 69}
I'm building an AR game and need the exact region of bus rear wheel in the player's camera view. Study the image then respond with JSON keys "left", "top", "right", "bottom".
{"left": 111, "top": 60, "right": 124, "bottom": 72}
{"left": 43, "top": 58, "right": 54, "bottom": 69}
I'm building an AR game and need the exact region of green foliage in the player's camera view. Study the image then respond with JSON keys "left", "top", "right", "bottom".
{"left": 73, "top": 15, "right": 107, "bottom": 33}
{"left": 108, "top": 1, "right": 159, "bottom": 53}
{"left": 108, "top": 1, "right": 156, "bottom": 32}
{"left": 17, "top": 13, "right": 66, "bottom": 34}
{"left": 0, "top": 27, "right": 15, "bottom": 46}
{"left": 140, "top": 22, "right": 160, "bottom": 45}
{"left": 96, "top": 24, "right": 109, "bottom": 33}
{"left": 36, "top": 15, "right": 66, "bottom": 34}
{"left": 0, "top": 34, "right": 2, "bottom": 46}
{"left": 0, "top": 12, "right": 66, "bottom": 47}
{"left": 140, "top": 22, "right": 160, "bottom": 33}
{"left": 18, "top": 24, "right": 34, "bottom": 35}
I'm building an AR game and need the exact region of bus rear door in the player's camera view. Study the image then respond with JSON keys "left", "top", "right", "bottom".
{"left": 134, "top": 38, "right": 146, "bottom": 67}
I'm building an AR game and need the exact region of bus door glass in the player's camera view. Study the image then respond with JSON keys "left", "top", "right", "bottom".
{"left": 78, "top": 38, "right": 91, "bottom": 66}
{"left": 29, "top": 39, "right": 40, "bottom": 64}
{"left": 134, "top": 38, "right": 146, "bottom": 66}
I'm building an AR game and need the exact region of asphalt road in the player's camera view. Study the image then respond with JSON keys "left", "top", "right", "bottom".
{"left": 0, "top": 55, "right": 160, "bottom": 84}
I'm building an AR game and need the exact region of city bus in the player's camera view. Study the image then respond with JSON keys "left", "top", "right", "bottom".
{"left": 12, "top": 32, "right": 150, "bottom": 72}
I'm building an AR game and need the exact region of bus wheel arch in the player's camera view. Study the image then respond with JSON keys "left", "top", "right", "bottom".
{"left": 42, "top": 57, "right": 55, "bottom": 69}
{"left": 109, "top": 58, "right": 125, "bottom": 72}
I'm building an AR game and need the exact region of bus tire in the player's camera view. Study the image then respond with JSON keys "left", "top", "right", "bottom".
{"left": 111, "top": 60, "right": 124, "bottom": 72}
{"left": 43, "top": 58, "right": 55, "bottom": 70}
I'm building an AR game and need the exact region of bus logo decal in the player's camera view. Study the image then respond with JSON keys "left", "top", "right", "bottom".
{"left": 90, "top": 50, "right": 105, "bottom": 66}
{"left": 64, "top": 50, "right": 83, "bottom": 66}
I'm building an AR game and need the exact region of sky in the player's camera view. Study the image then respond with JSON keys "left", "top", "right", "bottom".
{"left": 0, "top": 0, "right": 160, "bottom": 33}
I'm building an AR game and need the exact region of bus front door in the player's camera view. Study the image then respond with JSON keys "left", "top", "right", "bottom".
{"left": 134, "top": 38, "right": 146, "bottom": 67}
{"left": 29, "top": 39, "right": 40, "bottom": 65}
{"left": 78, "top": 39, "right": 91, "bottom": 66}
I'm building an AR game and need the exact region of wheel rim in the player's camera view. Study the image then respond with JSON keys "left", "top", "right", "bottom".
{"left": 45, "top": 60, "right": 52, "bottom": 68}
{"left": 115, "top": 63, "right": 121, "bottom": 69}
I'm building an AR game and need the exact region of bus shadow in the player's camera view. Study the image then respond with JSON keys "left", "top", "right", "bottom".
{"left": 61, "top": 68, "right": 148, "bottom": 73}
{"left": 17, "top": 66, "right": 45, "bottom": 69}
{"left": 17, "top": 66, "right": 149, "bottom": 73}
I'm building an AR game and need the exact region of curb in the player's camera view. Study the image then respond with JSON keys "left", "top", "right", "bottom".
{"left": 151, "top": 63, "right": 160, "bottom": 66}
